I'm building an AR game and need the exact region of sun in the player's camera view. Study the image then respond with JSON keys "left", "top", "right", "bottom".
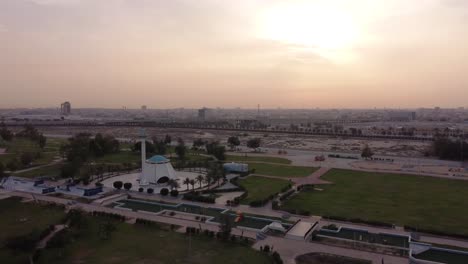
{"left": 257, "top": 1, "right": 361, "bottom": 62}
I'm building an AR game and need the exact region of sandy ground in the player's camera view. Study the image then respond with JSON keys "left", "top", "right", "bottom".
{"left": 35, "top": 126, "right": 431, "bottom": 157}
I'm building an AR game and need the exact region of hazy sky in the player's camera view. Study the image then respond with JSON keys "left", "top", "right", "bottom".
{"left": 1, "top": 0, "right": 467, "bottom": 109}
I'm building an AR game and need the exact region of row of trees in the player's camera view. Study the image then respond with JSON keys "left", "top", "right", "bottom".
{"left": 60, "top": 133, "right": 120, "bottom": 180}
{"left": 430, "top": 137, "right": 468, "bottom": 161}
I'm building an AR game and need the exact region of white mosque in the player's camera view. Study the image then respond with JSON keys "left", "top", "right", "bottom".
{"left": 101, "top": 129, "right": 208, "bottom": 191}
{"left": 138, "top": 132, "right": 177, "bottom": 185}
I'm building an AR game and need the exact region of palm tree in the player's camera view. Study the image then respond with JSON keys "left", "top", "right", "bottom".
{"left": 196, "top": 175, "right": 204, "bottom": 189}
{"left": 167, "top": 179, "right": 179, "bottom": 190}
{"left": 183, "top": 178, "right": 190, "bottom": 191}
{"left": 189, "top": 179, "right": 195, "bottom": 191}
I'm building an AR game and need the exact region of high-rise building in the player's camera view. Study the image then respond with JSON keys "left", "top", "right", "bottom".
{"left": 60, "top": 101, "right": 71, "bottom": 115}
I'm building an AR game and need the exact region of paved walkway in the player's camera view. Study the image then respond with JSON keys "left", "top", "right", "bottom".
{"left": 36, "top": 225, "right": 66, "bottom": 249}
{"left": 293, "top": 167, "right": 332, "bottom": 185}
{"left": 254, "top": 236, "right": 407, "bottom": 264}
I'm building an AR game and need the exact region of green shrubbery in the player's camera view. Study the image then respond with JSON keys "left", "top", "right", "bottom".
{"left": 183, "top": 192, "right": 215, "bottom": 203}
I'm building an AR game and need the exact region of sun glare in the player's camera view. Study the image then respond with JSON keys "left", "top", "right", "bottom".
{"left": 258, "top": 1, "right": 361, "bottom": 62}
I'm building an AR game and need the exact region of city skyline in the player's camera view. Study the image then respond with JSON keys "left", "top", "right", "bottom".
{"left": 1, "top": 0, "right": 468, "bottom": 108}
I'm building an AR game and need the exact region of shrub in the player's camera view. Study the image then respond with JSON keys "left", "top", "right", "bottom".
{"left": 113, "top": 181, "right": 123, "bottom": 190}
{"left": 272, "top": 200, "right": 279, "bottom": 210}
{"left": 170, "top": 189, "right": 179, "bottom": 197}
{"left": 147, "top": 188, "right": 154, "bottom": 194}
{"left": 279, "top": 189, "right": 295, "bottom": 201}
{"left": 160, "top": 188, "right": 169, "bottom": 196}
{"left": 138, "top": 187, "right": 144, "bottom": 192}
{"left": 183, "top": 192, "right": 215, "bottom": 203}
{"left": 272, "top": 251, "right": 283, "bottom": 264}
{"left": 123, "top": 182, "right": 132, "bottom": 190}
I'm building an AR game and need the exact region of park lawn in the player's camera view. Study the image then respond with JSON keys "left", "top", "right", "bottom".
{"left": 32, "top": 152, "right": 58, "bottom": 166}
{"left": 2, "top": 138, "right": 42, "bottom": 153}
{"left": 0, "top": 153, "right": 15, "bottom": 164}
{"left": 43, "top": 137, "right": 68, "bottom": 152}
{"left": 247, "top": 162, "right": 317, "bottom": 178}
{"left": 37, "top": 217, "right": 272, "bottom": 264}
{"left": 226, "top": 155, "right": 291, "bottom": 164}
{"left": 14, "top": 163, "right": 63, "bottom": 179}
{"left": 238, "top": 176, "right": 291, "bottom": 204}
{"left": 0, "top": 197, "right": 65, "bottom": 264}
{"left": 282, "top": 169, "right": 468, "bottom": 236}
{"left": 92, "top": 151, "right": 140, "bottom": 164}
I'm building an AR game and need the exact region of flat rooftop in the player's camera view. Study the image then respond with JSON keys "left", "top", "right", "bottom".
{"left": 286, "top": 221, "right": 316, "bottom": 239}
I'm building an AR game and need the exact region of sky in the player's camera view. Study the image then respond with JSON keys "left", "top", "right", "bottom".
{"left": 0, "top": 0, "right": 467, "bottom": 109}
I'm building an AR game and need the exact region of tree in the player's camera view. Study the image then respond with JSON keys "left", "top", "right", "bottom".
{"left": 164, "top": 134, "right": 172, "bottom": 145}
{"left": 0, "top": 162, "right": 5, "bottom": 177}
{"left": 192, "top": 138, "right": 205, "bottom": 151}
{"left": 206, "top": 141, "right": 226, "bottom": 160}
{"left": 0, "top": 124, "right": 13, "bottom": 141}
{"left": 38, "top": 134, "right": 47, "bottom": 149}
{"left": 123, "top": 182, "right": 132, "bottom": 191}
{"left": 160, "top": 188, "right": 169, "bottom": 196}
{"left": 174, "top": 139, "right": 187, "bottom": 160}
{"left": 113, "top": 181, "right": 123, "bottom": 190}
{"left": 132, "top": 141, "right": 155, "bottom": 155}
{"left": 189, "top": 179, "right": 195, "bottom": 191}
{"left": 153, "top": 140, "right": 167, "bottom": 155}
{"left": 247, "top": 138, "right": 261, "bottom": 152}
{"left": 196, "top": 174, "right": 204, "bottom": 188}
{"left": 147, "top": 188, "right": 154, "bottom": 194}
{"left": 138, "top": 187, "right": 144, "bottom": 192}
{"left": 170, "top": 189, "right": 179, "bottom": 197}
{"left": 167, "top": 179, "right": 179, "bottom": 190}
{"left": 361, "top": 145, "right": 374, "bottom": 159}
{"left": 20, "top": 152, "right": 34, "bottom": 166}
{"left": 183, "top": 178, "right": 190, "bottom": 191}
{"left": 218, "top": 214, "right": 232, "bottom": 240}
{"left": 6, "top": 158, "right": 19, "bottom": 171}
{"left": 227, "top": 136, "right": 240, "bottom": 150}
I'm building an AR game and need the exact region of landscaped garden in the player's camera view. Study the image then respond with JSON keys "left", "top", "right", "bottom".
{"left": 238, "top": 176, "right": 291, "bottom": 205}
{"left": 36, "top": 214, "right": 274, "bottom": 264}
{"left": 0, "top": 197, "right": 65, "bottom": 264}
{"left": 282, "top": 169, "right": 468, "bottom": 236}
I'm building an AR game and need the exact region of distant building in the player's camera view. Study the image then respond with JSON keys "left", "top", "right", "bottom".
{"left": 60, "top": 101, "right": 71, "bottom": 115}
{"left": 141, "top": 105, "right": 147, "bottom": 110}
{"left": 198, "top": 107, "right": 211, "bottom": 121}
{"left": 387, "top": 111, "right": 416, "bottom": 121}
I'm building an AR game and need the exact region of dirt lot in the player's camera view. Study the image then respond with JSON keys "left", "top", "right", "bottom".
{"left": 31, "top": 126, "right": 430, "bottom": 157}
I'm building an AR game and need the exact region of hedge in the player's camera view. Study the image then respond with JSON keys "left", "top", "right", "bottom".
{"left": 322, "top": 215, "right": 393, "bottom": 228}
{"left": 279, "top": 189, "right": 295, "bottom": 201}
{"left": 183, "top": 192, "right": 215, "bottom": 203}
{"left": 404, "top": 225, "right": 468, "bottom": 240}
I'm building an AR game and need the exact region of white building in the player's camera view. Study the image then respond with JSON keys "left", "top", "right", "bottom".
{"left": 138, "top": 131, "right": 177, "bottom": 186}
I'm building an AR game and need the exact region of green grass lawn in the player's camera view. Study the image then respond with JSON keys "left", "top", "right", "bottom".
{"left": 0, "top": 197, "right": 65, "bottom": 264}
{"left": 37, "top": 216, "right": 272, "bottom": 264}
{"left": 238, "top": 176, "right": 291, "bottom": 204}
{"left": 226, "top": 155, "right": 291, "bottom": 164}
{"left": 43, "top": 137, "right": 68, "bottom": 152}
{"left": 282, "top": 169, "right": 468, "bottom": 235}
{"left": 247, "top": 163, "right": 317, "bottom": 178}
{"left": 14, "top": 163, "right": 63, "bottom": 178}
{"left": 92, "top": 151, "right": 141, "bottom": 164}
{"left": 1, "top": 138, "right": 42, "bottom": 153}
